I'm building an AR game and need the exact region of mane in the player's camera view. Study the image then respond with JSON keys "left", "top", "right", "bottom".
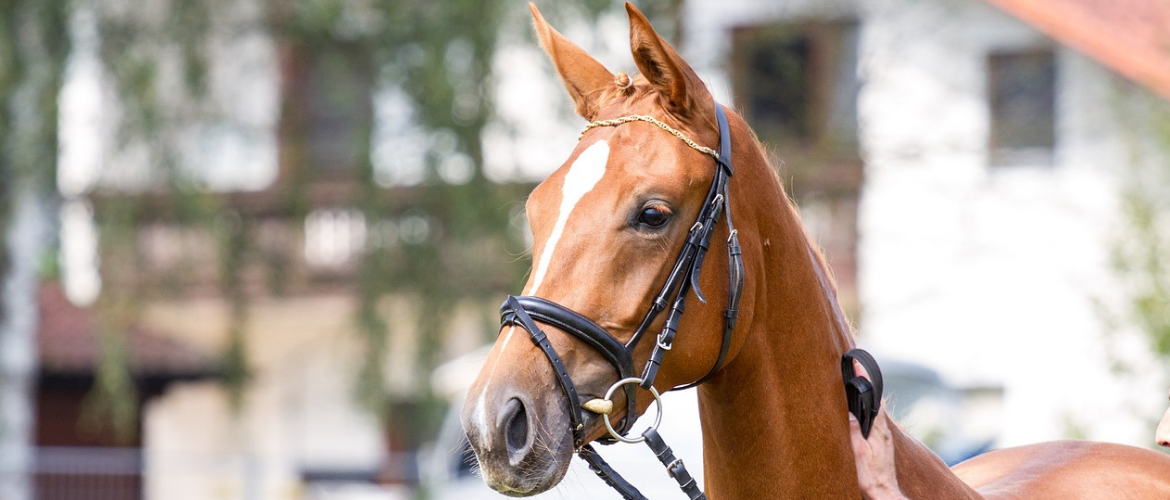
{"left": 738, "top": 107, "right": 846, "bottom": 303}
{"left": 731, "top": 105, "right": 855, "bottom": 336}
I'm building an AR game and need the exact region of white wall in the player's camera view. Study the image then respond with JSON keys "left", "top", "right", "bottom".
{"left": 856, "top": 0, "right": 1166, "bottom": 446}
{"left": 684, "top": 0, "right": 1170, "bottom": 448}
{"left": 143, "top": 294, "right": 387, "bottom": 500}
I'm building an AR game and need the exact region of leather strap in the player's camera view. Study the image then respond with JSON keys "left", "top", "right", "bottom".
{"left": 643, "top": 428, "right": 706, "bottom": 500}
{"left": 504, "top": 296, "right": 587, "bottom": 446}
{"left": 688, "top": 181, "right": 726, "bottom": 303}
{"left": 579, "top": 445, "right": 648, "bottom": 500}
{"left": 501, "top": 295, "right": 638, "bottom": 438}
{"left": 715, "top": 104, "right": 733, "bottom": 174}
{"left": 502, "top": 296, "right": 635, "bottom": 381}
{"left": 841, "top": 348, "right": 884, "bottom": 439}
{"left": 673, "top": 107, "right": 741, "bottom": 390}
{"left": 577, "top": 430, "right": 707, "bottom": 500}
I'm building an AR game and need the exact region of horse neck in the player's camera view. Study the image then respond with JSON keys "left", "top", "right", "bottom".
{"left": 694, "top": 123, "right": 981, "bottom": 499}
{"left": 690, "top": 123, "right": 855, "bottom": 497}
{"left": 889, "top": 425, "right": 984, "bottom": 499}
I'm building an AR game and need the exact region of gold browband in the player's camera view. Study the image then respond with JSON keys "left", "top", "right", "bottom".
{"left": 579, "top": 115, "right": 718, "bottom": 159}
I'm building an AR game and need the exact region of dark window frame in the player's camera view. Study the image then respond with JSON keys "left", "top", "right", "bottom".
{"left": 988, "top": 48, "right": 1057, "bottom": 167}
{"left": 729, "top": 19, "right": 860, "bottom": 157}
{"left": 280, "top": 41, "right": 375, "bottom": 182}
{"left": 726, "top": 18, "right": 864, "bottom": 320}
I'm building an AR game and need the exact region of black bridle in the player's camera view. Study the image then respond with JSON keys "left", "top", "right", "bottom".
{"left": 498, "top": 102, "right": 744, "bottom": 500}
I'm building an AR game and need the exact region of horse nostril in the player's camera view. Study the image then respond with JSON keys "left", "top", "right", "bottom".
{"left": 503, "top": 397, "right": 530, "bottom": 459}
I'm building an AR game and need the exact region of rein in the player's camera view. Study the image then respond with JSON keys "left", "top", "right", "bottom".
{"left": 499, "top": 101, "right": 741, "bottom": 500}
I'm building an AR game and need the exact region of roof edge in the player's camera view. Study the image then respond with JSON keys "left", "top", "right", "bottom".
{"left": 983, "top": 0, "right": 1170, "bottom": 101}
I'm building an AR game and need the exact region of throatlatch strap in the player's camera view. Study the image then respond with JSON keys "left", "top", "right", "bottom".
{"left": 841, "top": 348, "right": 884, "bottom": 439}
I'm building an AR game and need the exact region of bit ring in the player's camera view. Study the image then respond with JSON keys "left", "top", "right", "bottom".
{"left": 600, "top": 377, "right": 663, "bottom": 444}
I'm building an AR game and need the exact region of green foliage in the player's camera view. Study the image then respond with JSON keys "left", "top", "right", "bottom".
{"left": 303, "top": 0, "right": 521, "bottom": 414}
{"left": 216, "top": 210, "right": 252, "bottom": 409}
{"left": 88, "top": 0, "right": 233, "bottom": 422}
{"left": 77, "top": 0, "right": 685, "bottom": 441}
{"left": 0, "top": 0, "right": 71, "bottom": 447}
{"left": 1114, "top": 191, "right": 1170, "bottom": 356}
{"left": 1, "top": 0, "right": 71, "bottom": 222}
{"left": 0, "top": 0, "right": 18, "bottom": 328}
{"left": 1109, "top": 88, "right": 1170, "bottom": 365}
{"left": 81, "top": 325, "right": 139, "bottom": 444}
{"left": 1102, "top": 86, "right": 1170, "bottom": 442}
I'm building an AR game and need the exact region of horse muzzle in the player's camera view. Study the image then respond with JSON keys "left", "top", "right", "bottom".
{"left": 461, "top": 357, "right": 577, "bottom": 495}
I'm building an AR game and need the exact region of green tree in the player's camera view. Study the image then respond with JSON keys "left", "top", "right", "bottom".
{"left": 3, "top": 0, "right": 685, "bottom": 474}
{"left": 0, "top": 1, "right": 70, "bottom": 498}
{"left": 1103, "top": 82, "right": 1170, "bottom": 440}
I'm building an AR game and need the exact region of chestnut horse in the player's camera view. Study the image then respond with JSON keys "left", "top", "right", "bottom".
{"left": 462, "top": 3, "right": 1170, "bottom": 498}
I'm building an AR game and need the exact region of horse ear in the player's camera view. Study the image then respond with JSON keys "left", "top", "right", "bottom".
{"left": 626, "top": 2, "right": 712, "bottom": 117}
{"left": 530, "top": 3, "right": 615, "bottom": 120}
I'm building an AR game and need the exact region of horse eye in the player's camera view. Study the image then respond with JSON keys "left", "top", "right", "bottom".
{"left": 638, "top": 206, "right": 671, "bottom": 228}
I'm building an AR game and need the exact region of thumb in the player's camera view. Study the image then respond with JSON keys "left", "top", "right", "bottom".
{"left": 852, "top": 359, "right": 871, "bottom": 381}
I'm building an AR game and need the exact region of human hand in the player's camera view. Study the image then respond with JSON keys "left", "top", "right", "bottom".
{"left": 1156, "top": 389, "right": 1170, "bottom": 448}
{"left": 848, "top": 359, "right": 908, "bottom": 500}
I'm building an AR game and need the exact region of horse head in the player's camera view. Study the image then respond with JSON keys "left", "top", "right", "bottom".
{"left": 461, "top": 3, "right": 757, "bottom": 495}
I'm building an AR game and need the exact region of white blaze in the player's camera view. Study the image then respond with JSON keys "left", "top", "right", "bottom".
{"left": 472, "top": 140, "right": 610, "bottom": 437}
{"left": 529, "top": 140, "right": 610, "bottom": 295}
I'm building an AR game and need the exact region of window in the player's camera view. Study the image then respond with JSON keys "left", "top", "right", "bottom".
{"left": 989, "top": 50, "right": 1056, "bottom": 166}
{"left": 729, "top": 20, "right": 863, "bottom": 319}
{"left": 283, "top": 43, "right": 374, "bottom": 178}
{"left": 303, "top": 208, "right": 367, "bottom": 268}
{"left": 730, "top": 21, "right": 860, "bottom": 155}
{"left": 739, "top": 32, "right": 813, "bottom": 140}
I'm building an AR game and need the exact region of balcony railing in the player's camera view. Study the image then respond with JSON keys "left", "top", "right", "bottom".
{"left": 20, "top": 447, "right": 408, "bottom": 500}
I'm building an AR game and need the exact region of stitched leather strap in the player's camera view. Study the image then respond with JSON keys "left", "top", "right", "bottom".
{"left": 841, "top": 348, "right": 884, "bottom": 439}
{"left": 688, "top": 184, "right": 725, "bottom": 303}
{"left": 579, "top": 444, "right": 649, "bottom": 500}
{"left": 643, "top": 428, "right": 707, "bottom": 500}
{"left": 673, "top": 109, "right": 741, "bottom": 390}
{"left": 578, "top": 430, "right": 707, "bottom": 500}
{"left": 502, "top": 296, "right": 635, "bottom": 380}
{"left": 504, "top": 296, "right": 587, "bottom": 446}
{"left": 715, "top": 104, "right": 733, "bottom": 174}
{"left": 501, "top": 295, "right": 639, "bottom": 438}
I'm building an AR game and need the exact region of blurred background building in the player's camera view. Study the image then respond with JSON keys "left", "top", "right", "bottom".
{"left": 1, "top": 0, "right": 1168, "bottom": 499}
{"left": 683, "top": 0, "right": 1170, "bottom": 449}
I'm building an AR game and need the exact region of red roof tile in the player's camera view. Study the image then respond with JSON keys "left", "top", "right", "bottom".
{"left": 983, "top": 0, "right": 1170, "bottom": 100}
{"left": 37, "top": 283, "right": 215, "bottom": 378}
